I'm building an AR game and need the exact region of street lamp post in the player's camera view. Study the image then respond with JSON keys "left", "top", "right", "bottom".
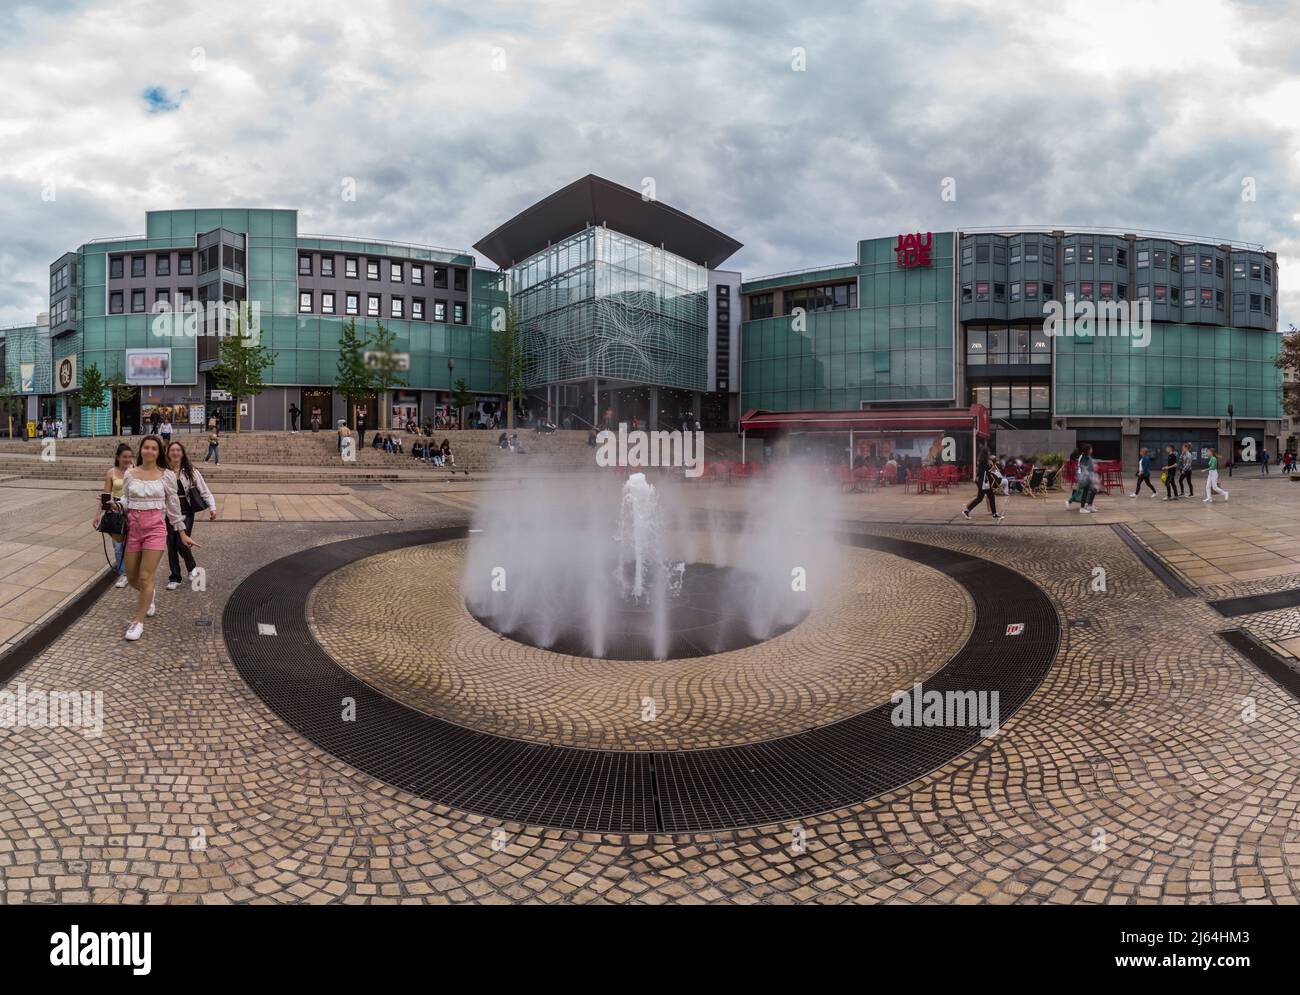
{"left": 447, "top": 358, "right": 455, "bottom": 430}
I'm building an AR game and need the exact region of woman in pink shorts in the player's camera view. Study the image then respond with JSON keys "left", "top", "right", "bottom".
{"left": 121, "top": 435, "right": 200, "bottom": 641}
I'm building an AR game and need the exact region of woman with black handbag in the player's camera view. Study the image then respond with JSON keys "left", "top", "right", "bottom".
{"left": 164, "top": 441, "right": 218, "bottom": 591}
{"left": 93, "top": 443, "right": 134, "bottom": 589}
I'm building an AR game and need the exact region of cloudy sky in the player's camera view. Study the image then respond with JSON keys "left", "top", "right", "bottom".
{"left": 0, "top": 0, "right": 1297, "bottom": 328}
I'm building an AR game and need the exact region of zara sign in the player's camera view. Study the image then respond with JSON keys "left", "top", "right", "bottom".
{"left": 894, "top": 232, "right": 934, "bottom": 269}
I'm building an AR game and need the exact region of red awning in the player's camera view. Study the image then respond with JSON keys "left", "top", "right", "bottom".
{"left": 741, "top": 404, "right": 989, "bottom": 438}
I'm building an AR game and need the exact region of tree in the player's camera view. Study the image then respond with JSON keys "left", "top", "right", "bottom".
{"left": 105, "top": 372, "right": 137, "bottom": 436}
{"left": 1275, "top": 325, "right": 1300, "bottom": 421}
{"left": 78, "top": 362, "right": 106, "bottom": 438}
{"left": 211, "top": 314, "right": 278, "bottom": 433}
{"left": 490, "top": 298, "right": 527, "bottom": 431}
{"left": 366, "top": 318, "right": 407, "bottom": 427}
{"left": 451, "top": 377, "right": 475, "bottom": 430}
{"left": 335, "top": 318, "right": 372, "bottom": 419}
{"left": 0, "top": 384, "right": 22, "bottom": 439}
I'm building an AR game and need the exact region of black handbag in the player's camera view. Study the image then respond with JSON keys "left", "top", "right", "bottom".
{"left": 98, "top": 509, "right": 128, "bottom": 536}
{"left": 179, "top": 477, "right": 209, "bottom": 515}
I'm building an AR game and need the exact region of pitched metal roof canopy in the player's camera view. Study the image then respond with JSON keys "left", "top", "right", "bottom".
{"left": 474, "top": 174, "right": 742, "bottom": 270}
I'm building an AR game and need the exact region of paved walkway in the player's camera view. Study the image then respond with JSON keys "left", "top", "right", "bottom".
{"left": 3, "top": 475, "right": 1300, "bottom": 903}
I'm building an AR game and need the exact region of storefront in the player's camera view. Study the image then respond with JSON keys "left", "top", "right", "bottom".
{"left": 300, "top": 388, "right": 332, "bottom": 431}
{"left": 391, "top": 390, "right": 420, "bottom": 430}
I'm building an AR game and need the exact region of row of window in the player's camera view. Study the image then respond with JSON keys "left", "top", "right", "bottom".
{"left": 50, "top": 297, "right": 72, "bottom": 326}
{"left": 297, "top": 254, "right": 466, "bottom": 291}
{"left": 110, "top": 254, "right": 195, "bottom": 279}
{"left": 965, "top": 327, "right": 1052, "bottom": 365}
{"left": 968, "top": 381, "right": 1053, "bottom": 418}
{"left": 110, "top": 288, "right": 194, "bottom": 313}
{"left": 962, "top": 242, "right": 1274, "bottom": 286}
{"left": 963, "top": 281, "right": 1057, "bottom": 303}
{"left": 50, "top": 264, "right": 70, "bottom": 294}
{"left": 784, "top": 282, "right": 857, "bottom": 315}
{"left": 297, "top": 290, "right": 465, "bottom": 323}
{"left": 962, "top": 243, "right": 1059, "bottom": 267}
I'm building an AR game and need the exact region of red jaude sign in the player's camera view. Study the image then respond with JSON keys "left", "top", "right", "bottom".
{"left": 895, "top": 232, "right": 934, "bottom": 269}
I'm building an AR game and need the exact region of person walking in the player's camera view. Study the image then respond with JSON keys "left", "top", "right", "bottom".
{"left": 160, "top": 416, "right": 173, "bottom": 447}
{"left": 1130, "top": 447, "right": 1157, "bottom": 498}
{"left": 310, "top": 406, "right": 321, "bottom": 433}
{"left": 337, "top": 419, "right": 353, "bottom": 456}
{"left": 356, "top": 407, "right": 367, "bottom": 449}
{"left": 1076, "top": 444, "right": 1101, "bottom": 513}
{"left": 1204, "top": 448, "right": 1230, "bottom": 503}
{"left": 1178, "top": 443, "right": 1195, "bottom": 497}
{"left": 203, "top": 416, "right": 220, "bottom": 464}
{"left": 1261, "top": 449, "right": 1270, "bottom": 475}
{"left": 164, "top": 441, "right": 217, "bottom": 590}
{"left": 120, "top": 435, "right": 199, "bottom": 641}
{"left": 961, "top": 448, "right": 1004, "bottom": 522}
{"left": 288, "top": 403, "right": 300, "bottom": 433}
{"left": 1162, "top": 445, "right": 1180, "bottom": 500}
{"left": 93, "top": 443, "right": 135, "bottom": 590}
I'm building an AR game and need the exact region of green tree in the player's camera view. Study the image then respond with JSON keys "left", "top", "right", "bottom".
{"left": 335, "top": 318, "right": 372, "bottom": 417}
{"left": 366, "top": 318, "right": 407, "bottom": 427}
{"left": 0, "top": 384, "right": 22, "bottom": 439}
{"left": 211, "top": 314, "right": 278, "bottom": 433}
{"left": 1275, "top": 324, "right": 1300, "bottom": 420}
{"left": 78, "top": 361, "right": 106, "bottom": 437}
{"left": 490, "top": 298, "right": 527, "bottom": 431}
{"left": 105, "top": 371, "right": 137, "bottom": 436}
{"left": 451, "top": 377, "right": 475, "bottom": 430}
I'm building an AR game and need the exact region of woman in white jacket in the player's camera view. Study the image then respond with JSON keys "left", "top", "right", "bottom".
{"left": 122, "top": 436, "right": 199, "bottom": 640}
{"left": 164, "top": 440, "right": 218, "bottom": 591}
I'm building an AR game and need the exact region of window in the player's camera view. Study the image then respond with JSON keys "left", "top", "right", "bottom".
{"left": 1184, "top": 288, "right": 1196, "bottom": 306}
{"left": 367, "top": 294, "right": 380, "bottom": 316}
{"left": 1099, "top": 282, "right": 1113, "bottom": 301}
{"left": 1009, "top": 245, "right": 1021, "bottom": 265}
{"left": 176, "top": 289, "right": 191, "bottom": 309}
{"left": 749, "top": 293, "right": 774, "bottom": 319}
{"left": 346, "top": 293, "right": 359, "bottom": 315}
{"left": 110, "top": 257, "right": 124, "bottom": 279}
{"left": 1081, "top": 243, "right": 1094, "bottom": 264}
{"left": 1138, "top": 285, "right": 1150, "bottom": 300}
{"left": 345, "top": 257, "right": 359, "bottom": 278}
{"left": 1153, "top": 251, "right": 1166, "bottom": 269}
{"left": 1031, "top": 327, "right": 1051, "bottom": 364}
{"left": 1264, "top": 266, "right": 1272, "bottom": 285}
{"left": 1010, "top": 282, "right": 1021, "bottom": 303}
{"left": 1137, "top": 250, "right": 1150, "bottom": 268}
{"left": 1250, "top": 294, "right": 1261, "bottom": 312}
{"left": 433, "top": 267, "right": 448, "bottom": 288}
{"left": 178, "top": 254, "right": 192, "bottom": 276}
{"left": 454, "top": 269, "right": 467, "bottom": 292}
{"left": 784, "top": 283, "right": 856, "bottom": 314}
{"left": 390, "top": 262, "right": 403, "bottom": 283}
{"left": 435, "top": 300, "right": 447, "bottom": 322}
{"left": 1215, "top": 258, "right": 1224, "bottom": 278}
{"left": 412, "top": 298, "right": 424, "bottom": 320}
{"left": 299, "top": 255, "right": 312, "bottom": 276}
{"left": 131, "top": 256, "right": 146, "bottom": 278}
{"left": 1026, "top": 244, "right": 1041, "bottom": 263}
{"left": 1250, "top": 261, "right": 1262, "bottom": 279}
{"left": 1201, "top": 255, "right": 1212, "bottom": 273}
{"left": 1041, "top": 245, "right": 1053, "bottom": 265}
{"left": 1233, "top": 260, "right": 1245, "bottom": 279}
{"left": 1063, "top": 245, "right": 1075, "bottom": 264}
{"left": 994, "top": 282, "right": 1005, "bottom": 302}
{"left": 1116, "top": 247, "right": 1127, "bottom": 266}
{"left": 223, "top": 244, "right": 245, "bottom": 274}
{"left": 975, "top": 281, "right": 989, "bottom": 302}
{"left": 1265, "top": 297, "right": 1272, "bottom": 316}
{"left": 391, "top": 296, "right": 404, "bottom": 318}
{"left": 155, "top": 288, "right": 170, "bottom": 307}
{"left": 993, "top": 245, "right": 1006, "bottom": 265}
{"left": 366, "top": 259, "right": 380, "bottom": 280}
{"left": 299, "top": 291, "right": 312, "bottom": 313}
{"left": 986, "top": 328, "right": 1004, "bottom": 362}
{"left": 412, "top": 265, "right": 423, "bottom": 285}
{"left": 322, "top": 292, "right": 335, "bottom": 314}
{"left": 961, "top": 244, "right": 973, "bottom": 266}
{"left": 1200, "top": 287, "right": 1212, "bottom": 306}
{"left": 321, "top": 256, "right": 334, "bottom": 277}
{"left": 1042, "top": 282, "right": 1053, "bottom": 300}
{"left": 961, "top": 284, "right": 973, "bottom": 304}
{"left": 156, "top": 255, "right": 170, "bottom": 277}
{"left": 1079, "top": 281, "right": 1093, "bottom": 301}
{"left": 1154, "top": 285, "right": 1167, "bottom": 301}
{"left": 1233, "top": 292, "right": 1246, "bottom": 308}
{"left": 110, "top": 291, "right": 124, "bottom": 313}
{"left": 131, "top": 289, "right": 145, "bottom": 312}
{"left": 1100, "top": 244, "right": 1114, "bottom": 265}
{"left": 976, "top": 244, "right": 989, "bottom": 263}
{"left": 1026, "top": 281, "right": 1039, "bottom": 300}
{"left": 454, "top": 302, "right": 466, "bottom": 324}
{"left": 1175, "top": 253, "right": 1186, "bottom": 272}
{"left": 1064, "top": 282, "right": 1075, "bottom": 299}
{"left": 1216, "top": 291, "right": 1224, "bottom": 310}
{"left": 966, "top": 328, "right": 986, "bottom": 365}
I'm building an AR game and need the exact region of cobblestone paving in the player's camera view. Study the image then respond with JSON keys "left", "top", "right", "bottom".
{"left": 3, "top": 486, "right": 1300, "bottom": 904}
{"left": 308, "top": 539, "right": 972, "bottom": 751}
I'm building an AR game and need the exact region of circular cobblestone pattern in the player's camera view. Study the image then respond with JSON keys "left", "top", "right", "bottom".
{"left": 308, "top": 537, "right": 974, "bottom": 751}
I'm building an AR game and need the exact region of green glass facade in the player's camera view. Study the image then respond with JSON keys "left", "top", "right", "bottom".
{"left": 512, "top": 227, "right": 708, "bottom": 391}
{"left": 1055, "top": 322, "right": 1280, "bottom": 418}
{"left": 740, "top": 233, "right": 954, "bottom": 411}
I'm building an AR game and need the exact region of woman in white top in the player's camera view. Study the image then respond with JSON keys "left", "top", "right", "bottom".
{"left": 121, "top": 435, "right": 199, "bottom": 641}
{"left": 164, "top": 440, "right": 218, "bottom": 590}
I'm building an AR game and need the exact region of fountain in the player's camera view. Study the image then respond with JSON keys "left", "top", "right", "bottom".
{"left": 463, "top": 465, "right": 839, "bottom": 661}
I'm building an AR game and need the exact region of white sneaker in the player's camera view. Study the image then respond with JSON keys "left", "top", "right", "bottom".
{"left": 166, "top": 581, "right": 180, "bottom": 591}
{"left": 114, "top": 575, "right": 129, "bottom": 588}
{"left": 1204, "top": 497, "right": 1212, "bottom": 503}
{"left": 147, "top": 599, "right": 157, "bottom": 618}
{"left": 1065, "top": 499, "right": 1072, "bottom": 509}
{"left": 1151, "top": 492, "right": 1158, "bottom": 498}
{"left": 1080, "top": 508, "right": 1090, "bottom": 514}
{"left": 1130, "top": 493, "right": 1137, "bottom": 498}
{"left": 1224, "top": 492, "right": 1229, "bottom": 500}
{"left": 125, "top": 622, "right": 144, "bottom": 641}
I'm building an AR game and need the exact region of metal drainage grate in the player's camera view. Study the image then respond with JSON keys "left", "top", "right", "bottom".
{"left": 223, "top": 527, "right": 1061, "bottom": 833}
